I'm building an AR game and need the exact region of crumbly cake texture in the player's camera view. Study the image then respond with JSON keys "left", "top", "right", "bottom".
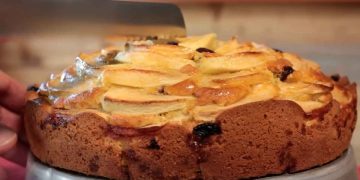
{"left": 24, "top": 34, "right": 357, "bottom": 180}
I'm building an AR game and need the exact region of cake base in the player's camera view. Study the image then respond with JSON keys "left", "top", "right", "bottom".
{"left": 25, "top": 147, "right": 358, "bottom": 180}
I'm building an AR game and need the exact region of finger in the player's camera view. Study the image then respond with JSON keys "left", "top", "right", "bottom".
{"left": 0, "top": 107, "right": 27, "bottom": 145}
{"left": 0, "top": 107, "right": 22, "bottom": 133}
{"left": 0, "top": 157, "right": 26, "bottom": 180}
{"left": 0, "top": 71, "right": 26, "bottom": 114}
{"left": 0, "top": 36, "right": 9, "bottom": 43}
{"left": 2, "top": 141, "right": 28, "bottom": 166}
{"left": 0, "top": 125, "right": 17, "bottom": 155}
{"left": 0, "top": 167, "right": 7, "bottom": 180}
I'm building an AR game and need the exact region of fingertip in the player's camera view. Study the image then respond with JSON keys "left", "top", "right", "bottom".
{"left": 0, "top": 71, "right": 27, "bottom": 114}
{"left": 0, "top": 107, "right": 22, "bottom": 133}
{"left": 0, "top": 167, "right": 7, "bottom": 180}
{"left": 0, "top": 125, "right": 17, "bottom": 154}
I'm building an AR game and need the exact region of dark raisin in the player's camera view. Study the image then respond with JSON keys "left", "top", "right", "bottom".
{"left": 273, "top": 48, "right": 283, "bottom": 53}
{"left": 96, "top": 50, "right": 119, "bottom": 65}
{"left": 167, "top": 41, "right": 179, "bottom": 46}
{"left": 196, "top": 47, "right": 214, "bottom": 53}
{"left": 27, "top": 85, "right": 39, "bottom": 92}
{"left": 124, "top": 42, "right": 130, "bottom": 51}
{"left": 44, "top": 113, "right": 70, "bottom": 129}
{"left": 331, "top": 74, "right": 340, "bottom": 81}
{"left": 193, "top": 122, "right": 221, "bottom": 140}
{"left": 146, "top": 36, "right": 158, "bottom": 41}
{"left": 89, "top": 156, "right": 99, "bottom": 172}
{"left": 147, "top": 138, "right": 160, "bottom": 150}
{"left": 280, "top": 66, "right": 294, "bottom": 81}
{"left": 158, "top": 86, "right": 166, "bottom": 94}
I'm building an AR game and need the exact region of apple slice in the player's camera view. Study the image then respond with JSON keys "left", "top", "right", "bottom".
{"left": 290, "top": 68, "right": 333, "bottom": 88}
{"left": 164, "top": 79, "right": 197, "bottom": 96}
{"left": 192, "top": 83, "right": 278, "bottom": 121}
{"left": 192, "top": 70, "right": 257, "bottom": 87}
{"left": 177, "top": 33, "right": 218, "bottom": 51}
{"left": 278, "top": 82, "right": 332, "bottom": 100}
{"left": 102, "top": 87, "right": 194, "bottom": 115}
{"left": 331, "top": 85, "right": 352, "bottom": 105}
{"left": 114, "top": 51, "right": 195, "bottom": 70}
{"left": 148, "top": 44, "right": 194, "bottom": 59}
{"left": 102, "top": 66, "right": 190, "bottom": 88}
{"left": 275, "top": 82, "right": 332, "bottom": 113}
{"left": 199, "top": 52, "right": 276, "bottom": 74}
{"left": 194, "top": 86, "right": 248, "bottom": 106}
{"left": 215, "top": 38, "right": 242, "bottom": 55}
{"left": 107, "top": 109, "right": 190, "bottom": 128}
{"left": 212, "top": 72, "right": 273, "bottom": 87}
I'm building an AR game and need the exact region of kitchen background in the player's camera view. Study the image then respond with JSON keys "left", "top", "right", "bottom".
{"left": 0, "top": 1, "right": 360, "bottom": 163}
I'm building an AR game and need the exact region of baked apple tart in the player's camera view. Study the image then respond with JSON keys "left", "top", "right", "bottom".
{"left": 25, "top": 34, "right": 357, "bottom": 180}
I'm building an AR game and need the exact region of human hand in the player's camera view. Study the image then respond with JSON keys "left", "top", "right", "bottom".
{"left": 0, "top": 70, "right": 28, "bottom": 179}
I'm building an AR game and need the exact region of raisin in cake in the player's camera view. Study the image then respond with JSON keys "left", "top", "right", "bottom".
{"left": 25, "top": 34, "right": 357, "bottom": 180}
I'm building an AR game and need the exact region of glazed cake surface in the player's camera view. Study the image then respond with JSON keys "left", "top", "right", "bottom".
{"left": 25, "top": 34, "right": 357, "bottom": 180}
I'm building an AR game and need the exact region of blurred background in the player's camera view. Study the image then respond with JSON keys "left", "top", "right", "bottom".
{"left": 0, "top": 0, "right": 359, "bottom": 163}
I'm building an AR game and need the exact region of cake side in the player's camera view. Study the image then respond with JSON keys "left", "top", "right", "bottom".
{"left": 24, "top": 99, "right": 129, "bottom": 179}
{"left": 24, "top": 78, "right": 356, "bottom": 180}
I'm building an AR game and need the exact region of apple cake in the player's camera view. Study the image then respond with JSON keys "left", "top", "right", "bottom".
{"left": 24, "top": 34, "right": 357, "bottom": 180}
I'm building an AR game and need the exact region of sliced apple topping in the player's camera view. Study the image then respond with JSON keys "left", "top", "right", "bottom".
{"left": 278, "top": 82, "right": 331, "bottom": 98}
{"left": 180, "top": 64, "right": 198, "bottom": 75}
{"left": 199, "top": 52, "right": 276, "bottom": 74}
{"left": 332, "top": 85, "right": 352, "bottom": 105}
{"left": 192, "top": 70, "right": 257, "bottom": 87}
{"left": 114, "top": 51, "right": 195, "bottom": 70}
{"left": 215, "top": 38, "right": 242, "bottom": 55}
{"left": 107, "top": 110, "right": 190, "bottom": 128}
{"left": 177, "top": 33, "right": 218, "bottom": 51}
{"left": 234, "top": 83, "right": 279, "bottom": 105}
{"left": 216, "top": 41, "right": 274, "bottom": 56}
{"left": 212, "top": 71, "right": 273, "bottom": 87}
{"left": 282, "top": 52, "right": 303, "bottom": 70}
{"left": 39, "top": 34, "right": 349, "bottom": 127}
{"left": 266, "top": 59, "right": 293, "bottom": 74}
{"left": 164, "top": 79, "right": 197, "bottom": 96}
{"left": 102, "top": 66, "right": 190, "bottom": 88}
{"left": 275, "top": 82, "right": 333, "bottom": 113}
{"left": 288, "top": 69, "right": 332, "bottom": 89}
{"left": 102, "top": 87, "right": 195, "bottom": 115}
{"left": 147, "top": 44, "right": 194, "bottom": 59}
{"left": 192, "top": 83, "right": 278, "bottom": 121}
{"left": 292, "top": 101, "right": 329, "bottom": 114}
{"left": 283, "top": 53, "right": 321, "bottom": 72}
{"left": 108, "top": 114, "right": 167, "bottom": 128}
{"left": 194, "top": 86, "right": 248, "bottom": 106}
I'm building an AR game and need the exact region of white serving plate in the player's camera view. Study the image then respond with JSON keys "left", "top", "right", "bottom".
{"left": 26, "top": 146, "right": 358, "bottom": 180}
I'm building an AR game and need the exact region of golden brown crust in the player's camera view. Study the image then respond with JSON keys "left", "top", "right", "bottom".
{"left": 25, "top": 79, "right": 356, "bottom": 179}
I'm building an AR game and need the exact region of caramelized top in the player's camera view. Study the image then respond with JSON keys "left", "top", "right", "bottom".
{"left": 36, "top": 34, "right": 354, "bottom": 128}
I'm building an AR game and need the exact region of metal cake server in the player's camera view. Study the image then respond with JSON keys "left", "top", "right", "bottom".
{"left": 0, "top": 0, "right": 186, "bottom": 37}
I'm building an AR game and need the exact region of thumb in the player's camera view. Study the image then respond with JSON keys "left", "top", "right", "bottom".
{"left": 0, "top": 125, "right": 17, "bottom": 154}
{"left": 0, "top": 167, "right": 7, "bottom": 180}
